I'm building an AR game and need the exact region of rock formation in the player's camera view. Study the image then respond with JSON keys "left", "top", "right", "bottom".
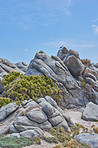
{"left": 25, "top": 48, "right": 98, "bottom": 108}
{"left": 0, "top": 96, "right": 73, "bottom": 138}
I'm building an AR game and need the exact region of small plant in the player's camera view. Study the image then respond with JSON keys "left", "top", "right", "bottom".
{"left": 53, "top": 145, "right": 62, "bottom": 148}
{"left": 43, "top": 136, "right": 58, "bottom": 143}
{"left": 81, "top": 59, "right": 91, "bottom": 66}
{"left": 0, "top": 97, "right": 10, "bottom": 108}
{"left": 33, "top": 137, "right": 41, "bottom": 145}
{"left": 81, "top": 79, "right": 86, "bottom": 89}
{"left": 91, "top": 125, "right": 98, "bottom": 133}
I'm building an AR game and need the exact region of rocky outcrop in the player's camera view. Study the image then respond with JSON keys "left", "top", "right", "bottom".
{"left": 0, "top": 58, "right": 24, "bottom": 74}
{"left": 0, "top": 103, "right": 18, "bottom": 121}
{"left": 57, "top": 46, "right": 85, "bottom": 78}
{"left": 81, "top": 102, "right": 98, "bottom": 121}
{"left": 25, "top": 51, "right": 90, "bottom": 108}
{"left": 15, "top": 62, "right": 28, "bottom": 72}
{"left": 0, "top": 96, "right": 74, "bottom": 138}
{"left": 74, "top": 133, "right": 98, "bottom": 148}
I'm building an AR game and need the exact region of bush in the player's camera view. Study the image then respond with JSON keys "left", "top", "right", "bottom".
{"left": 81, "top": 59, "right": 91, "bottom": 66}
{"left": 0, "top": 97, "right": 10, "bottom": 108}
{"left": 1, "top": 71, "right": 61, "bottom": 103}
{"left": 0, "top": 136, "right": 34, "bottom": 148}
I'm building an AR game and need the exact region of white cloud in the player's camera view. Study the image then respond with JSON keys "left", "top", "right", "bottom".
{"left": 92, "top": 18, "right": 98, "bottom": 22}
{"left": 92, "top": 24, "right": 98, "bottom": 35}
{"left": 42, "top": 40, "right": 95, "bottom": 49}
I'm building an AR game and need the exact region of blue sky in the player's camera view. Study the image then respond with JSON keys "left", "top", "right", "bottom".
{"left": 0, "top": 0, "right": 98, "bottom": 64}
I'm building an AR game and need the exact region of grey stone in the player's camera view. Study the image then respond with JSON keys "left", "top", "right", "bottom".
{"left": 24, "top": 100, "right": 39, "bottom": 108}
{"left": 57, "top": 120, "right": 69, "bottom": 130}
{"left": 62, "top": 112, "right": 74, "bottom": 127}
{"left": 81, "top": 102, "right": 98, "bottom": 121}
{"left": 14, "top": 116, "right": 35, "bottom": 126}
{"left": 63, "top": 55, "right": 85, "bottom": 77}
{"left": 39, "top": 120, "right": 52, "bottom": 131}
{"left": 15, "top": 62, "right": 28, "bottom": 72}
{"left": 67, "top": 49, "right": 79, "bottom": 59}
{"left": 45, "top": 96, "right": 58, "bottom": 108}
{"left": 84, "top": 72, "right": 97, "bottom": 81}
{"left": 25, "top": 68, "right": 42, "bottom": 76}
{"left": 27, "top": 108, "right": 47, "bottom": 123}
{"left": 9, "top": 124, "right": 18, "bottom": 134}
{"left": 0, "top": 103, "right": 18, "bottom": 121}
{"left": 49, "top": 115, "right": 63, "bottom": 126}
{"left": 20, "top": 128, "right": 44, "bottom": 139}
{"left": 74, "top": 133, "right": 98, "bottom": 148}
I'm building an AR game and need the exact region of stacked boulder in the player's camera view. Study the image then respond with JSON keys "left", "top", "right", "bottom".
{"left": 0, "top": 96, "right": 74, "bottom": 139}
{"left": 25, "top": 50, "right": 90, "bottom": 108}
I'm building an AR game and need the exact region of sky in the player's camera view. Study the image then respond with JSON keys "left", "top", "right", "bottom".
{"left": 0, "top": 0, "right": 98, "bottom": 64}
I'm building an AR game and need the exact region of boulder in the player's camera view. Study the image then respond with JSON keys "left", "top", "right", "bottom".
{"left": 57, "top": 46, "right": 68, "bottom": 60}
{"left": 74, "top": 133, "right": 98, "bottom": 148}
{"left": 20, "top": 128, "right": 44, "bottom": 139}
{"left": 0, "top": 103, "right": 18, "bottom": 121}
{"left": 15, "top": 62, "right": 28, "bottom": 72}
{"left": 81, "top": 102, "right": 98, "bottom": 121}
{"left": 27, "top": 108, "right": 48, "bottom": 123}
{"left": 63, "top": 55, "right": 85, "bottom": 77}
{"left": 0, "top": 58, "right": 27, "bottom": 76}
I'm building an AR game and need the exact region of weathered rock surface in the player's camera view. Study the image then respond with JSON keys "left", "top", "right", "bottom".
{"left": 81, "top": 102, "right": 98, "bottom": 121}
{"left": 0, "top": 58, "right": 24, "bottom": 74}
{"left": 63, "top": 55, "right": 85, "bottom": 78}
{"left": 25, "top": 51, "right": 89, "bottom": 108}
{"left": 0, "top": 103, "right": 18, "bottom": 121}
{"left": 74, "top": 133, "right": 98, "bottom": 148}
{"left": 15, "top": 62, "right": 28, "bottom": 72}
{"left": 0, "top": 96, "right": 73, "bottom": 138}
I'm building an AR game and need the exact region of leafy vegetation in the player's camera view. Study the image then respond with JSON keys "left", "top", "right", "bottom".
{"left": 50, "top": 126, "right": 90, "bottom": 148}
{"left": 0, "top": 97, "right": 10, "bottom": 107}
{"left": 1, "top": 71, "right": 61, "bottom": 105}
{"left": 0, "top": 136, "right": 34, "bottom": 148}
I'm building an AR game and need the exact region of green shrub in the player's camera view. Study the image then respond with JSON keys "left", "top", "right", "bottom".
{"left": 43, "top": 136, "right": 58, "bottom": 143}
{"left": 1, "top": 71, "right": 61, "bottom": 103}
{"left": 0, "top": 136, "right": 34, "bottom": 148}
{"left": 0, "top": 97, "right": 10, "bottom": 108}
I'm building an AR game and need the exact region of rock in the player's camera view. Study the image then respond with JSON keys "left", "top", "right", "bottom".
{"left": 81, "top": 102, "right": 98, "bottom": 121}
{"left": 25, "top": 51, "right": 88, "bottom": 108}
{"left": 94, "top": 63, "right": 98, "bottom": 68}
{"left": 57, "top": 46, "right": 68, "bottom": 60}
{"left": 14, "top": 116, "right": 35, "bottom": 127}
{"left": 74, "top": 133, "right": 98, "bottom": 148}
{"left": 67, "top": 49, "right": 79, "bottom": 59}
{"left": 15, "top": 62, "right": 28, "bottom": 72}
{"left": 27, "top": 108, "right": 47, "bottom": 123}
{"left": 24, "top": 100, "right": 39, "bottom": 108}
{"left": 42, "top": 103, "right": 59, "bottom": 117}
{"left": 0, "top": 58, "right": 26, "bottom": 76}
{"left": 49, "top": 115, "right": 63, "bottom": 126}
{"left": 6, "top": 133, "right": 20, "bottom": 138}
{"left": 20, "top": 128, "right": 44, "bottom": 139}
{"left": 85, "top": 77, "right": 98, "bottom": 92}
{"left": 9, "top": 124, "right": 18, "bottom": 134}
{"left": 0, "top": 103, "right": 18, "bottom": 121}
{"left": 84, "top": 72, "right": 97, "bottom": 81}
{"left": 39, "top": 120, "right": 52, "bottom": 131}
{"left": 63, "top": 55, "right": 85, "bottom": 77}
{"left": 57, "top": 120, "right": 69, "bottom": 130}
{"left": 25, "top": 68, "right": 42, "bottom": 76}
{"left": 45, "top": 96, "right": 58, "bottom": 108}
{"left": 62, "top": 112, "right": 74, "bottom": 127}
